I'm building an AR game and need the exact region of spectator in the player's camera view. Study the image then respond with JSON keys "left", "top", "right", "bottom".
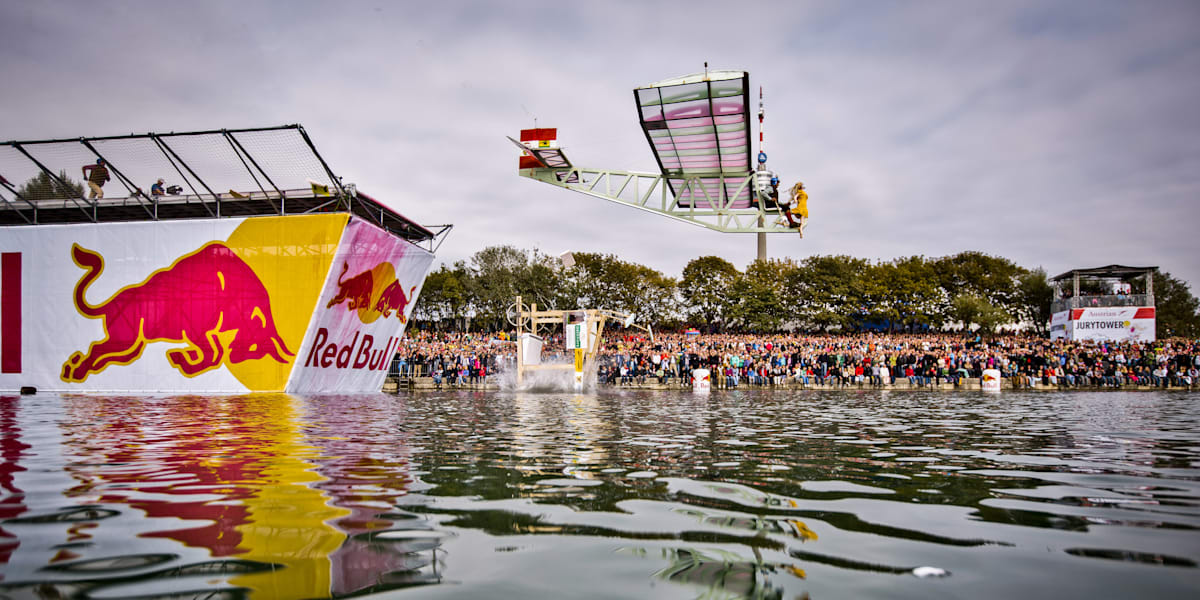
{"left": 81, "top": 159, "right": 110, "bottom": 199}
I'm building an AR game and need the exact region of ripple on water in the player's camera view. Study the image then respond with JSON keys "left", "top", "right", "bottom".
{"left": 3, "top": 389, "right": 1199, "bottom": 600}
{"left": 800, "top": 481, "right": 896, "bottom": 495}
{"left": 625, "top": 471, "right": 658, "bottom": 479}
{"left": 538, "top": 478, "right": 605, "bottom": 487}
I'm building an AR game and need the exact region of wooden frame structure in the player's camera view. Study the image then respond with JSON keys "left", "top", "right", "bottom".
{"left": 511, "top": 295, "right": 652, "bottom": 387}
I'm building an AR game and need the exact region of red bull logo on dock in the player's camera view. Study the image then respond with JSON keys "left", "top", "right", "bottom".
{"left": 0, "top": 212, "right": 433, "bottom": 393}
{"left": 61, "top": 243, "right": 295, "bottom": 383}
{"left": 1, "top": 212, "right": 438, "bottom": 393}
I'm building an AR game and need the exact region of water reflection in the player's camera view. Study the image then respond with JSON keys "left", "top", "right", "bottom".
{"left": 401, "top": 389, "right": 1200, "bottom": 598}
{"left": 0, "top": 395, "right": 30, "bottom": 565}
{"left": 0, "top": 394, "right": 447, "bottom": 599}
{"left": 0, "top": 389, "right": 1196, "bottom": 599}
{"left": 300, "top": 394, "right": 442, "bottom": 594}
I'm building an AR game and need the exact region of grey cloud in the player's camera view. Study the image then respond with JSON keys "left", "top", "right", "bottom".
{"left": 2, "top": 0, "right": 1197, "bottom": 292}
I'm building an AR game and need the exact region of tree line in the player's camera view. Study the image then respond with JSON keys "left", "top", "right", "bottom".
{"left": 413, "top": 246, "right": 1200, "bottom": 338}
{"left": 16, "top": 171, "right": 1195, "bottom": 336}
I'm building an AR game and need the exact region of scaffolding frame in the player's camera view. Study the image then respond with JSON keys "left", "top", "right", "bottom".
{"left": 1, "top": 124, "right": 449, "bottom": 250}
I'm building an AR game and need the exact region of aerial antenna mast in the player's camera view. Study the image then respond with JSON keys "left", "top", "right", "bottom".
{"left": 755, "top": 86, "right": 768, "bottom": 260}
{"left": 758, "top": 86, "right": 765, "bottom": 156}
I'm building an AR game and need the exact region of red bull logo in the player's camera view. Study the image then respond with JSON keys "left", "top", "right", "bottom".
{"left": 982, "top": 373, "right": 999, "bottom": 383}
{"left": 374, "top": 279, "right": 416, "bottom": 321}
{"left": 61, "top": 243, "right": 294, "bottom": 383}
{"left": 326, "top": 261, "right": 417, "bottom": 324}
{"left": 327, "top": 262, "right": 373, "bottom": 311}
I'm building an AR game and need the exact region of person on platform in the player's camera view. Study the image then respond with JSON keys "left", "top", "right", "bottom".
{"left": 789, "top": 181, "right": 808, "bottom": 235}
{"left": 81, "top": 159, "right": 110, "bottom": 199}
{"left": 776, "top": 181, "right": 809, "bottom": 236}
{"left": 150, "top": 178, "right": 166, "bottom": 196}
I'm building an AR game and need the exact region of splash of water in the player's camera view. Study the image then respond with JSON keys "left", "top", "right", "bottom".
{"left": 493, "top": 360, "right": 595, "bottom": 393}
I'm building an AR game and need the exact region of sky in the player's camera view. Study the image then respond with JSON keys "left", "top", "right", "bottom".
{"left": 2, "top": 0, "right": 1199, "bottom": 293}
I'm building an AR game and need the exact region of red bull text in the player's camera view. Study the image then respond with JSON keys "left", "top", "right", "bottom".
{"left": 303, "top": 328, "right": 399, "bottom": 371}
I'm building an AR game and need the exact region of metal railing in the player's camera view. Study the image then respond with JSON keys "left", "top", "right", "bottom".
{"left": 1051, "top": 294, "right": 1153, "bottom": 313}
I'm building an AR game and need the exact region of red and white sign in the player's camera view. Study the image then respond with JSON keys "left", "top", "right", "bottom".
{"left": 1063, "top": 307, "right": 1155, "bottom": 343}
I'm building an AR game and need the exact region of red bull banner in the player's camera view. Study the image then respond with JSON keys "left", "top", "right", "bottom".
{"left": 288, "top": 217, "right": 433, "bottom": 393}
{"left": 0, "top": 214, "right": 433, "bottom": 393}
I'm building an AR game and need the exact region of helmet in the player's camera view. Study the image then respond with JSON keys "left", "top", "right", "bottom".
{"left": 770, "top": 176, "right": 779, "bottom": 186}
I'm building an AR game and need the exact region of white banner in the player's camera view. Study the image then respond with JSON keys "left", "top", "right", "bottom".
{"left": 0, "top": 215, "right": 350, "bottom": 393}
{"left": 1068, "top": 307, "right": 1155, "bottom": 343}
{"left": 1049, "top": 310, "right": 1070, "bottom": 340}
{"left": 287, "top": 217, "right": 434, "bottom": 394}
{"left": 1, "top": 214, "right": 434, "bottom": 393}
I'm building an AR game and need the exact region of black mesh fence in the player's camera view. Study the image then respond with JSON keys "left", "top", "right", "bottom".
{"left": 0, "top": 125, "right": 339, "bottom": 206}
{"left": 0, "top": 125, "right": 444, "bottom": 247}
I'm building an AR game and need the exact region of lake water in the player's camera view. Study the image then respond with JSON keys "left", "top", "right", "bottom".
{"left": 1, "top": 389, "right": 1198, "bottom": 599}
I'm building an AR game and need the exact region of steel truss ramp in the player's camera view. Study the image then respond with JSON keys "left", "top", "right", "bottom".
{"left": 519, "top": 166, "right": 797, "bottom": 234}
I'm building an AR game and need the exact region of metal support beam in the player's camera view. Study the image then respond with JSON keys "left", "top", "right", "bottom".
{"left": 150, "top": 134, "right": 203, "bottom": 206}
{"left": 0, "top": 177, "right": 36, "bottom": 224}
{"left": 12, "top": 143, "right": 94, "bottom": 222}
{"left": 297, "top": 124, "right": 347, "bottom": 203}
{"left": 79, "top": 139, "right": 156, "bottom": 220}
{"left": 520, "top": 166, "right": 799, "bottom": 234}
{"left": 429, "top": 224, "right": 453, "bottom": 254}
{"left": 223, "top": 130, "right": 281, "bottom": 215}
{"left": 153, "top": 136, "right": 220, "bottom": 217}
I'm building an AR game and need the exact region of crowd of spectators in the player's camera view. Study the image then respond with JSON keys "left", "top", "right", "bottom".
{"left": 392, "top": 330, "right": 507, "bottom": 386}
{"left": 393, "top": 329, "right": 1200, "bottom": 389}
{"left": 592, "top": 332, "right": 1199, "bottom": 389}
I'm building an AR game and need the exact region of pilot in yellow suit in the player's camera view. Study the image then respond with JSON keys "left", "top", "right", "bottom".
{"left": 777, "top": 181, "right": 809, "bottom": 236}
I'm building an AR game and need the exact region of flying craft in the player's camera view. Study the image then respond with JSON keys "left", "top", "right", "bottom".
{"left": 511, "top": 69, "right": 808, "bottom": 259}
